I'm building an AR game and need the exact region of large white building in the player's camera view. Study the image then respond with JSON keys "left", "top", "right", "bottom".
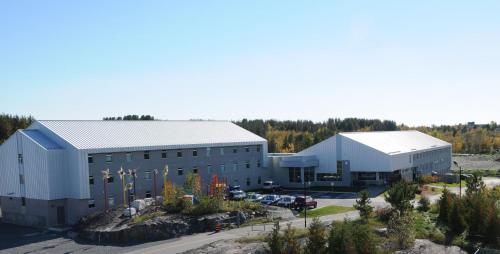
{"left": 0, "top": 121, "right": 451, "bottom": 228}
{"left": 269, "top": 131, "right": 452, "bottom": 188}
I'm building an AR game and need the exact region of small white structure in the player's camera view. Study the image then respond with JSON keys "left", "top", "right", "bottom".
{"left": 132, "top": 199, "right": 146, "bottom": 211}
{"left": 123, "top": 207, "right": 136, "bottom": 217}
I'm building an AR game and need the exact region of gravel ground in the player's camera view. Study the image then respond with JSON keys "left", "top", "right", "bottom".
{"left": 452, "top": 155, "right": 500, "bottom": 171}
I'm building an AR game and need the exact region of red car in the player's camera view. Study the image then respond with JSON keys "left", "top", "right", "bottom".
{"left": 292, "top": 196, "right": 317, "bottom": 209}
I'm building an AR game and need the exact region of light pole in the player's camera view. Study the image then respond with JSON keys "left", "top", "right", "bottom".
{"left": 453, "top": 161, "right": 462, "bottom": 197}
{"left": 303, "top": 180, "right": 310, "bottom": 228}
{"left": 126, "top": 182, "right": 134, "bottom": 218}
{"left": 153, "top": 169, "right": 158, "bottom": 203}
{"left": 128, "top": 169, "right": 137, "bottom": 201}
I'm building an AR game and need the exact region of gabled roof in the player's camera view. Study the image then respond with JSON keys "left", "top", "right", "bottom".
{"left": 30, "top": 120, "right": 266, "bottom": 150}
{"left": 339, "top": 130, "right": 450, "bottom": 155}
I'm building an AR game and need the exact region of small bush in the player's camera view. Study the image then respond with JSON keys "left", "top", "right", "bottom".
{"left": 418, "top": 196, "right": 430, "bottom": 212}
{"left": 266, "top": 221, "right": 284, "bottom": 254}
{"left": 388, "top": 212, "right": 415, "bottom": 250}
{"left": 375, "top": 207, "right": 393, "bottom": 222}
{"left": 419, "top": 175, "right": 439, "bottom": 185}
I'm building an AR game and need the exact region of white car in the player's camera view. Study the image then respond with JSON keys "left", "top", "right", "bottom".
{"left": 276, "top": 195, "right": 295, "bottom": 208}
{"left": 229, "top": 190, "right": 247, "bottom": 200}
{"left": 246, "top": 193, "right": 264, "bottom": 202}
{"left": 262, "top": 181, "right": 281, "bottom": 192}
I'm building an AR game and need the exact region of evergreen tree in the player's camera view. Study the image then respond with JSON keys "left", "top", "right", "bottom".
{"left": 448, "top": 198, "right": 466, "bottom": 235}
{"left": 304, "top": 217, "right": 327, "bottom": 254}
{"left": 437, "top": 188, "right": 453, "bottom": 225}
{"left": 384, "top": 181, "right": 417, "bottom": 215}
{"left": 354, "top": 190, "right": 373, "bottom": 221}
{"left": 327, "top": 221, "right": 355, "bottom": 254}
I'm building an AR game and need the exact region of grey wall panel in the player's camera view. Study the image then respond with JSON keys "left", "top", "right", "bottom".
{"left": 340, "top": 135, "right": 391, "bottom": 172}
{"left": 20, "top": 133, "right": 50, "bottom": 200}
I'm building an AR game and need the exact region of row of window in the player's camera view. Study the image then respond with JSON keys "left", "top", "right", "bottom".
{"left": 89, "top": 161, "right": 262, "bottom": 185}
{"left": 88, "top": 176, "right": 263, "bottom": 208}
{"left": 88, "top": 146, "right": 262, "bottom": 164}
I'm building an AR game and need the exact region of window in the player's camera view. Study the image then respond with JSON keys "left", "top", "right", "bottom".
{"left": 88, "top": 155, "right": 94, "bottom": 163}
{"left": 108, "top": 197, "right": 115, "bottom": 207}
{"left": 18, "top": 154, "right": 23, "bottom": 164}
{"left": 304, "top": 167, "right": 315, "bottom": 182}
{"left": 193, "top": 149, "right": 198, "bottom": 157}
{"left": 258, "top": 176, "right": 262, "bottom": 184}
{"left": 288, "top": 167, "right": 301, "bottom": 183}
{"left": 207, "top": 165, "right": 212, "bottom": 174}
{"left": 177, "top": 151, "right": 183, "bottom": 158}
{"left": 220, "top": 148, "right": 224, "bottom": 155}
{"left": 206, "top": 147, "right": 211, "bottom": 157}
{"left": 177, "top": 168, "right": 183, "bottom": 176}
{"left": 19, "top": 174, "right": 25, "bottom": 185}
{"left": 257, "top": 160, "right": 261, "bottom": 168}
{"left": 233, "top": 148, "right": 238, "bottom": 153}
{"left": 220, "top": 164, "right": 225, "bottom": 173}
{"left": 144, "top": 151, "right": 150, "bottom": 160}
{"left": 256, "top": 146, "right": 261, "bottom": 152}
{"left": 246, "top": 177, "right": 251, "bottom": 186}
{"left": 145, "top": 191, "right": 152, "bottom": 198}
{"left": 88, "top": 199, "right": 95, "bottom": 208}
{"left": 105, "top": 154, "right": 112, "bottom": 163}
{"left": 161, "top": 150, "right": 167, "bottom": 158}
{"left": 233, "top": 162, "right": 238, "bottom": 171}
{"left": 358, "top": 172, "right": 376, "bottom": 181}
{"left": 126, "top": 153, "right": 133, "bottom": 162}
{"left": 144, "top": 170, "right": 152, "bottom": 180}
{"left": 107, "top": 174, "right": 114, "bottom": 183}
{"left": 21, "top": 197, "right": 26, "bottom": 206}
{"left": 245, "top": 161, "right": 250, "bottom": 169}
{"left": 245, "top": 147, "right": 249, "bottom": 152}
{"left": 193, "top": 166, "right": 198, "bottom": 174}
{"left": 89, "top": 176, "right": 94, "bottom": 185}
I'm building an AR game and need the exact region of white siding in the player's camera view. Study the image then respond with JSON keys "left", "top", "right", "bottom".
{"left": 297, "top": 137, "right": 337, "bottom": 173}
{"left": 21, "top": 133, "right": 50, "bottom": 200}
{"left": 0, "top": 132, "right": 21, "bottom": 197}
{"left": 46, "top": 150, "right": 67, "bottom": 199}
{"left": 390, "top": 152, "right": 413, "bottom": 170}
{"left": 340, "top": 135, "right": 391, "bottom": 172}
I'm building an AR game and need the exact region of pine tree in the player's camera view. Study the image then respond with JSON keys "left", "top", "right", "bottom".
{"left": 304, "top": 217, "right": 327, "bottom": 254}
{"left": 384, "top": 181, "right": 417, "bottom": 215}
{"left": 354, "top": 190, "right": 373, "bottom": 221}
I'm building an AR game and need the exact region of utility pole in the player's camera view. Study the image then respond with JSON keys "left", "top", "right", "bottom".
{"left": 304, "top": 177, "right": 307, "bottom": 228}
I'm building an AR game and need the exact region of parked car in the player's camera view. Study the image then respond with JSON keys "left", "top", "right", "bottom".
{"left": 263, "top": 181, "right": 281, "bottom": 192}
{"left": 261, "top": 194, "right": 281, "bottom": 205}
{"left": 276, "top": 195, "right": 296, "bottom": 208}
{"left": 246, "top": 193, "right": 264, "bottom": 202}
{"left": 292, "top": 196, "right": 317, "bottom": 209}
{"left": 229, "top": 185, "right": 241, "bottom": 191}
{"left": 229, "top": 190, "right": 247, "bottom": 200}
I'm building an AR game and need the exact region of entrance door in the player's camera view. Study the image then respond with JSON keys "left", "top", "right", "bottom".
{"left": 56, "top": 206, "right": 65, "bottom": 225}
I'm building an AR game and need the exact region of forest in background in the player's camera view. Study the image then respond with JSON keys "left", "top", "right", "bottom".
{"left": 1, "top": 113, "right": 499, "bottom": 154}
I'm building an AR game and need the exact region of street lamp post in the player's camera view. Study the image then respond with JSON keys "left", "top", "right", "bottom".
{"left": 303, "top": 180, "right": 311, "bottom": 228}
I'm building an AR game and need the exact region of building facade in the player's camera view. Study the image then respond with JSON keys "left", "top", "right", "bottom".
{"left": 269, "top": 131, "right": 452, "bottom": 188}
{"left": 0, "top": 120, "right": 268, "bottom": 227}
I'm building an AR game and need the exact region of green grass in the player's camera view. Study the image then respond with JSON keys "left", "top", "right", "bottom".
{"left": 426, "top": 180, "right": 466, "bottom": 188}
{"left": 129, "top": 211, "right": 164, "bottom": 225}
{"left": 299, "top": 205, "right": 355, "bottom": 218}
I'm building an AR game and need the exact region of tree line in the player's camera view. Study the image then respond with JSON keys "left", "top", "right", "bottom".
{"left": 0, "top": 114, "right": 34, "bottom": 144}
{"left": 1, "top": 113, "right": 499, "bottom": 154}
{"left": 234, "top": 119, "right": 500, "bottom": 154}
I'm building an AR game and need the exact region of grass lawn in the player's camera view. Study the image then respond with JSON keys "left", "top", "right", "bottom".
{"left": 299, "top": 205, "right": 355, "bottom": 218}
{"left": 426, "top": 180, "right": 466, "bottom": 188}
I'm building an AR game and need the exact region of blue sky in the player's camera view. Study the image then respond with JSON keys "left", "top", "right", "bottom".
{"left": 1, "top": 1, "right": 499, "bottom": 126}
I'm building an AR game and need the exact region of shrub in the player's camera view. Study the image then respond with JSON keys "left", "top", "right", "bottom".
{"left": 437, "top": 188, "right": 453, "bottom": 225}
{"left": 304, "top": 217, "right": 327, "bottom": 254}
{"left": 327, "top": 221, "right": 355, "bottom": 254}
{"left": 327, "top": 220, "right": 377, "bottom": 254}
{"left": 388, "top": 212, "right": 415, "bottom": 250}
{"left": 448, "top": 198, "right": 466, "bottom": 236}
{"left": 284, "top": 223, "right": 301, "bottom": 254}
{"left": 419, "top": 175, "right": 439, "bottom": 185}
{"left": 418, "top": 196, "right": 430, "bottom": 212}
{"left": 266, "top": 221, "right": 284, "bottom": 254}
{"left": 375, "top": 207, "right": 393, "bottom": 222}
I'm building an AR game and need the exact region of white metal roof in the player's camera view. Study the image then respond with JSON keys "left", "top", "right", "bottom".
{"left": 31, "top": 120, "right": 266, "bottom": 150}
{"left": 21, "top": 130, "right": 63, "bottom": 150}
{"left": 339, "top": 130, "right": 450, "bottom": 155}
